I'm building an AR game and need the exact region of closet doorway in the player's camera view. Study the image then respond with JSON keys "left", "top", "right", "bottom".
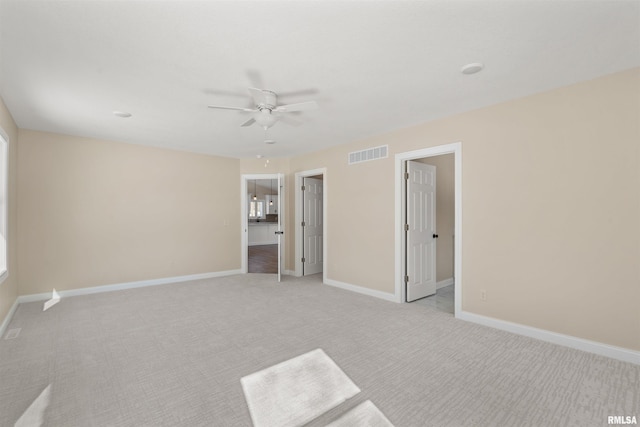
{"left": 395, "top": 143, "right": 462, "bottom": 316}
{"left": 295, "top": 168, "right": 327, "bottom": 279}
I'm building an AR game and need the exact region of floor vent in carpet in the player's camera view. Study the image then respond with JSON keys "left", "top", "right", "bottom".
{"left": 4, "top": 328, "right": 20, "bottom": 340}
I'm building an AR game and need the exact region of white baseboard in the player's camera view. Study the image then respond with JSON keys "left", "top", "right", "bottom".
{"left": 284, "top": 269, "right": 296, "bottom": 276}
{"left": 436, "top": 278, "right": 454, "bottom": 289}
{"left": 457, "top": 310, "right": 640, "bottom": 365}
{"left": 324, "top": 278, "right": 397, "bottom": 303}
{"left": 17, "top": 269, "right": 242, "bottom": 304}
{"left": 0, "top": 298, "right": 19, "bottom": 338}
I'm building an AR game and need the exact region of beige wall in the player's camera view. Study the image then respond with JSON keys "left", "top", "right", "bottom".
{"left": 18, "top": 130, "right": 241, "bottom": 295}
{"left": 240, "top": 157, "right": 290, "bottom": 175}
{"left": 0, "top": 96, "right": 19, "bottom": 326}
{"left": 290, "top": 143, "right": 396, "bottom": 291}
{"left": 417, "top": 154, "right": 455, "bottom": 283}
{"left": 289, "top": 68, "right": 640, "bottom": 351}
{"left": 3, "top": 68, "right": 638, "bottom": 353}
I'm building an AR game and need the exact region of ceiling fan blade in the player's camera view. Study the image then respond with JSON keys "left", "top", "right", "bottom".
{"left": 208, "top": 105, "right": 255, "bottom": 112}
{"left": 277, "top": 114, "right": 302, "bottom": 127}
{"left": 277, "top": 88, "right": 319, "bottom": 98}
{"left": 240, "top": 117, "right": 256, "bottom": 127}
{"left": 202, "top": 88, "right": 247, "bottom": 98}
{"left": 246, "top": 69, "right": 264, "bottom": 89}
{"left": 248, "top": 88, "right": 267, "bottom": 107}
{"left": 274, "top": 101, "right": 318, "bottom": 113}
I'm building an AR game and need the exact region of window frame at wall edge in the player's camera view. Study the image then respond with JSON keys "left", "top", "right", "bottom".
{"left": 0, "top": 126, "right": 9, "bottom": 285}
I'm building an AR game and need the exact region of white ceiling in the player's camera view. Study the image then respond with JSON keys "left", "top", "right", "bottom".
{"left": 1, "top": 1, "right": 639, "bottom": 159}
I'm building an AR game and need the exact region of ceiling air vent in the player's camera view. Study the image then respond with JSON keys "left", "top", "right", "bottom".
{"left": 348, "top": 145, "right": 388, "bottom": 165}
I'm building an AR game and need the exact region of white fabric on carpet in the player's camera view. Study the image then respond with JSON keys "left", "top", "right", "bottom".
{"left": 241, "top": 348, "right": 360, "bottom": 427}
{"left": 14, "top": 384, "right": 51, "bottom": 427}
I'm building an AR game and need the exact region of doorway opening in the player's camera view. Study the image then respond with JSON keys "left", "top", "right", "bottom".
{"left": 247, "top": 178, "right": 279, "bottom": 273}
{"left": 406, "top": 155, "right": 455, "bottom": 313}
{"left": 395, "top": 143, "right": 462, "bottom": 316}
{"left": 295, "top": 168, "right": 327, "bottom": 279}
{"left": 241, "top": 174, "right": 286, "bottom": 281}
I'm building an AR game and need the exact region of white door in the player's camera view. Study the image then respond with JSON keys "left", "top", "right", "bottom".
{"left": 277, "top": 173, "right": 286, "bottom": 282}
{"left": 302, "top": 177, "right": 323, "bottom": 275}
{"left": 406, "top": 160, "right": 437, "bottom": 302}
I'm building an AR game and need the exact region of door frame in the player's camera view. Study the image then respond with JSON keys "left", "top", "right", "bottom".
{"left": 241, "top": 173, "right": 281, "bottom": 274}
{"left": 294, "top": 168, "right": 327, "bottom": 280}
{"left": 395, "top": 142, "right": 462, "bottom": 316}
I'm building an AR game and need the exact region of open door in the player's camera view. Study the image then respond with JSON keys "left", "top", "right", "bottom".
{"left": 277, "top": 173, "right": 286, "bottom": 282}
{"left": 302, "top": 176, "right": 323, "bottom": 275}
{"left": 406, "top": 160, "right": 437, "bottom": 301}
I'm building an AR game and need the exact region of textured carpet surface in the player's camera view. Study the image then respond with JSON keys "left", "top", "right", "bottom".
{"left": 326, "top": 400, "right": 394, "bottom": 427}
{"left": 0, "top": 273, "right": 638, "bottom": 426}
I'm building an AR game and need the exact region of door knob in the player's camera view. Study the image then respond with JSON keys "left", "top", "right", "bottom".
{"left": 433, "top": 234, "right": 439, "bottom": 238}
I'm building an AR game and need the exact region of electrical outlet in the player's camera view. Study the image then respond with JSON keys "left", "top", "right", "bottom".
{"left": 481, "top": 290, "right": 487, "bottom": 301}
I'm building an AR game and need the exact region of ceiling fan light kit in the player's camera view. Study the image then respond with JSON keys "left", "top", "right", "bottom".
{"left": 255, "top": 108, "right": 277, "bottom": 129}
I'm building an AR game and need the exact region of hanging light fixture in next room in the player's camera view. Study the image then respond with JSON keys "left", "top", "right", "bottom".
{"left": 269, "top": 179, "right": 274, "bottom": 206}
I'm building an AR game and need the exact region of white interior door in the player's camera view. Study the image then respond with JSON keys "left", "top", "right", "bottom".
{"left": 406, "top": 160, "right": 437, "bottom": 301}
{"left": 277, "top": 173, "right": 286, "bottom": 282}
{"left": 302, "top": 177, "right": 323, "bottom": 275}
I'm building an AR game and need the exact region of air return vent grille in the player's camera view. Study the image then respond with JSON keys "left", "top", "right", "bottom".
{"left": 348, "top": 145, "right": 388, "bottom": 165}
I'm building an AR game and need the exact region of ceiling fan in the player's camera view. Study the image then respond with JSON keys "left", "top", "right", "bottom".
{"left": 207, "top": 87, "right": 318, "bottom": 130}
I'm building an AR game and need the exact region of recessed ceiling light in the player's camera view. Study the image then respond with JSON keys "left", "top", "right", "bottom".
{"left": 461, "top": 63, "right": 484, "bottom": 75}
{"left": 113, "top": 111, "right": 132, "bottom": 118}
{"left": 264, "top": 139, "right": 276, "bottom": 145}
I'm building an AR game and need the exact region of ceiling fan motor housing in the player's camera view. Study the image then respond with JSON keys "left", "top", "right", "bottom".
{"left": 260, "top": 90, "right": 277, "bottom": 109}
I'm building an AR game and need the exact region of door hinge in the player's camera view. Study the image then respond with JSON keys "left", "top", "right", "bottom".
{"left": 301, "top": 185, "right": 306, "bottom": 191}
{"left": 405, "top": 172, "right": 409, "bottom": 180}
{"left": 404, "top": 275, "right": 409, "bottom": 283}
{"left": 301, "top": 221, "right": 306, "bottom": 227}
{"left": 404, "top": 224, "right": 409, "bottom": 231}
{"left": 302, "top": 257, "right": 306, "bottom": 263}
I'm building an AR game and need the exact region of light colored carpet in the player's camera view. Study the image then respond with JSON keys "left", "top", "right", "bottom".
{"left": 326, "top": 400, "right": 393, "bottom": 427}
{"left": 0, "top": 273, "right": 638, "bottom": 426}
{"left": 241, "top": 348, "right": 360, "bottom": 427}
